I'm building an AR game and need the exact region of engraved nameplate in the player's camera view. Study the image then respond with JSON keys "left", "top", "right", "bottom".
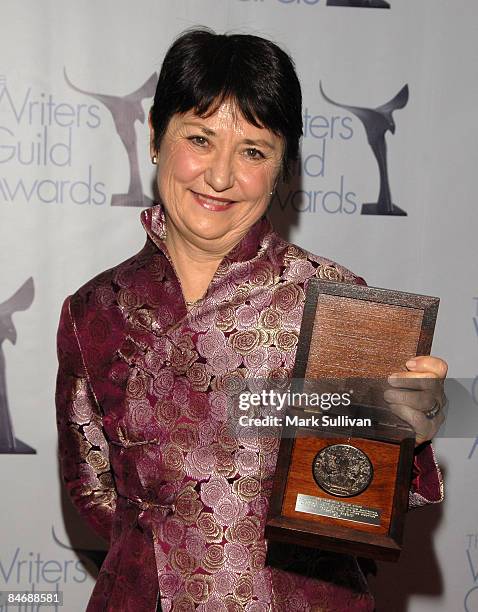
{"left": 295, "top": 493, "right": 382, "bottom": 526}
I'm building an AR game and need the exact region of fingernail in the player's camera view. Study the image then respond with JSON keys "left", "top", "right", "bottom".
{"left": 406, "top": 360, "right": 416, "bottom": 369}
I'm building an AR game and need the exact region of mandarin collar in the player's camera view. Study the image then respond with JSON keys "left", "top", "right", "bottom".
{"left": 140, "top": 203, "right": 274, "bottom": 264}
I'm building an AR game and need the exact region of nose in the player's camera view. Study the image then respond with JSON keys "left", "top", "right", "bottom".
{"left": 204, "top": 148, "right": 234, "bottom": 192}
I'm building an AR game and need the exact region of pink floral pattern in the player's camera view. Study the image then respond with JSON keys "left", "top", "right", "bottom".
{"left": 56, "top": 203, "right": 442, "bottom": 611}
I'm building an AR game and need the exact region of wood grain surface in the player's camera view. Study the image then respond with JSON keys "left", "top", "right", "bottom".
{"left": 304, "top": 294, "right": 423, "bottom": 379}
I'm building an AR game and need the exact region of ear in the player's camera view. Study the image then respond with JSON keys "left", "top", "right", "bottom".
{"left": 148, "top": 109, "right": 156, "bottom": 158}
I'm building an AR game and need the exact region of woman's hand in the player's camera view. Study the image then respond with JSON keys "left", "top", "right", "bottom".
{"left": 384, "top": 356, "right": 448, "bottom": 446}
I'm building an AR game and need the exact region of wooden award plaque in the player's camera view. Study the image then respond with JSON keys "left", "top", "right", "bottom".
{"left": 265, "top": 280, "right": 439, "bottom": 561}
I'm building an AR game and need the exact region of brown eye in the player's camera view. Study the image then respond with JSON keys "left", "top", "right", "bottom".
{"left": 188, "top": 135, "right": 208, "bottom": 147}
{"left": 244, "top": 148, "right": 265, "bottom": 160}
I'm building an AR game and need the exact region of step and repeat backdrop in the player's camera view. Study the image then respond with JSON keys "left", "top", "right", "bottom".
{"left": 1, "top": 1, "right": 477, "bottom": 610}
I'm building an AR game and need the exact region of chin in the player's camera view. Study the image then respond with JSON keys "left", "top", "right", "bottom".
{"left": 185, "top": 219, "right": 234, "bottom": 243}
{"left": 190, "top": 206, "right": 237, "bottom": 229}
{"left": 192, "top": 227, "right": 233, "bottom": 242}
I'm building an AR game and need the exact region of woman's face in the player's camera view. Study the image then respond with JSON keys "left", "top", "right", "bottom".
{"left": 150, "top": 101, "right": 284, "bottom": 257}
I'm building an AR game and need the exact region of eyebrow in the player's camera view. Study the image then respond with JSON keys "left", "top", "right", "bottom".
{"left": 242, "top": 138, "right": 275, "bottom": 150}
{"left": 183, "top": 122, "right": 277, "bottom": 149}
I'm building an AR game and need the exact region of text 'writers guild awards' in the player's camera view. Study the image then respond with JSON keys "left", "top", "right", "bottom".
{"left": 265, "top": 280, "right": 439, "bottom": 560}
{"left": 64, "top": 69, "right": 157, "bottom": 208}
{"left": 320, "top": 82, "right": 409, "bottom": 216}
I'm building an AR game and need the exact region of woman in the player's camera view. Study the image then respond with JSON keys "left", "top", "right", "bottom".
{"left": 56, "top": 29, "right": 447, "bottom": 611}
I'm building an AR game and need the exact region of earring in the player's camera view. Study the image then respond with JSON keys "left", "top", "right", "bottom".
{"left": 151, "top": 155, "right": 158, "bottom": 165}
{"left": 269, "top": 190, "right": 274, "bottom": 196}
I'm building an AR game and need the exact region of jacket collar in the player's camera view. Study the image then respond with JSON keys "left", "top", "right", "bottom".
{"left": 140, "top": 202, "right": 274, "bottom": 265}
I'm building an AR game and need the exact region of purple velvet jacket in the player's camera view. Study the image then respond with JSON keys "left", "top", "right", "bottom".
{"left": 56, "top": 204, "right": 443, "bottom": 611}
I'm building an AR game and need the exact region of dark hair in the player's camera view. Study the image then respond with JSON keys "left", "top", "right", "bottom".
{"left": 150, "top": 28, "right": 302, "bottom": 179}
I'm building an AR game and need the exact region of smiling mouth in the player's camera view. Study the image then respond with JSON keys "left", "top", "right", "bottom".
{"left": 191, "top": 190, "right": 236, "bottom": 211}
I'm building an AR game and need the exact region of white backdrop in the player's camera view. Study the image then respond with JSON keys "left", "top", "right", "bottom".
{"left": 1, "top": 1, "right": 477, "bottom": 610}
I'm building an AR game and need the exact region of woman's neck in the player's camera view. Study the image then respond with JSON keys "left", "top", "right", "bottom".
{"left": 164, "top": 230, "right": 225, "bottom": 304}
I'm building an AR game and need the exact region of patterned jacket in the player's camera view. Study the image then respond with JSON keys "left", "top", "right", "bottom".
{"left": 56, "top": 204, "right": 443, "bottom": 611}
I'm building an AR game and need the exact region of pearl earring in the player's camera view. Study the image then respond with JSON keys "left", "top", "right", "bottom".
{"left": 151, "top": 155, "right": 158, "bottom": 165}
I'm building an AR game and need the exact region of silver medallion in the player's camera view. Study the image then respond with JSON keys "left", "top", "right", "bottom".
{"left": 312, "top": 444, "right": 373, "bottom": 497}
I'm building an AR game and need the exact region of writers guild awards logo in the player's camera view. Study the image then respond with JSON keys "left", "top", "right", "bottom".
{"left": 64, "top": 70, "right": 157, "bottom": 207}
{"left": 52, "top": 526, "right": 106, "bottom": 572}
{"left": 465, "top": 535, "right": 478, "bottom": 610}
{"left": 465, "top": 587, "right": 478, "bottom": 612}
{"left": 0, "top": 278, "right": 35, "bottom": 454}
{"left": 320, "top": 82, "right": 409, "bottom": 216}
{"left": 327, "top": 0, "right": 390, "bottom": 7}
